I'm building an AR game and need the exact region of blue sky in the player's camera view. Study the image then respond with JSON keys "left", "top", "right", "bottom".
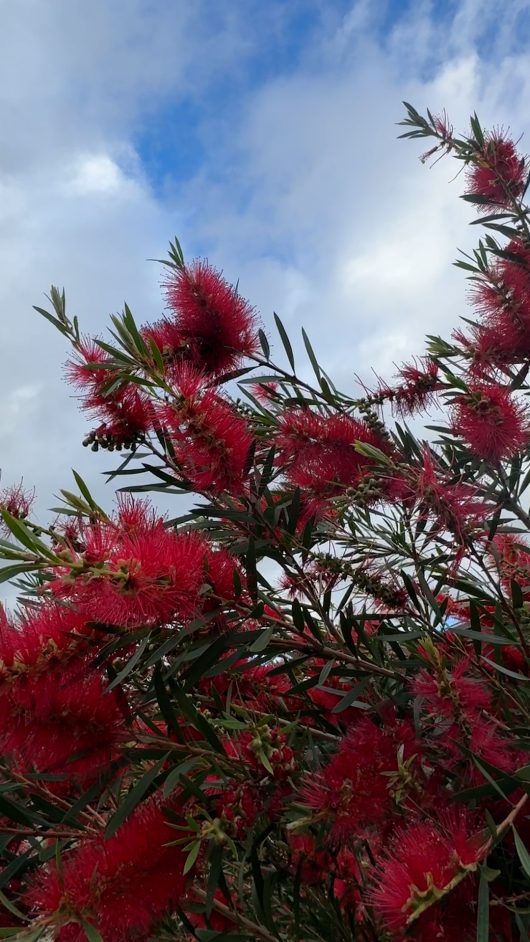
{"left": 1, "top": 0, "right": 530, "bottom": 574}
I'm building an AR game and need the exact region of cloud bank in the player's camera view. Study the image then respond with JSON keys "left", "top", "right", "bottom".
{"left": 1, "top": 0, "right": 530, "bottom": 605}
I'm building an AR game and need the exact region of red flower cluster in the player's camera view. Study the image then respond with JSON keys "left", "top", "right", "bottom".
{"left": 66, "top": 340, "right": 155, "bottom": 450}
{"left": 0, "top": 604, "right": 123, "bottom": 792}
{"left": 161, "top": 364, "right": 254, "bottom": 495}
{"left": 407, "top": 447, "right": 489, "bottom": 555}
{"left": 49, "top": 497, "right": 208, "bottom": 628}
{"left": 6, "top": 103, "right": 530, "bottom": 942}
{"left": 370, "top": 812, "right": 484, "bottom": 936}
{"left": 451, "top": 383, "right": 528, "bottom": 461}
{"left": 275, "top": 409, "right": 394, "bottom": 518}
{"left": 300, "top": 716, "right": 417, "bottom": 842}
{"left": 0, "top": 658, "right": 125, "bottom": 792}
{"left": 461, "top": 240, "right": 530, "bottom": 374}
{"left": 465, "top": 133, "right": 526, "bottom": 209}
{"left": 377, "top": 357, "right": 440, "bottom": 416}
{"left": 0, "top": 481, "right": 34, "bottom": 528}
{"left": 161, "top": 259, "right": 259, "bottom": 376}
{"left": 26, "top": 798, "right": 190, "bottom": 940}
{"left": 0, "top": 603, "right": 92, "bottom": 679}
{"left": 413, "top": 653, "right": 519, "bottom": 781}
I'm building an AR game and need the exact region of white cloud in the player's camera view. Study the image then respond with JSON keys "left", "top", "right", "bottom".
{"left": 65, "top": 155, "right": 125, "bottom": 195}
{"left": 2, "top": 0, "right": 530, "bottom": 609}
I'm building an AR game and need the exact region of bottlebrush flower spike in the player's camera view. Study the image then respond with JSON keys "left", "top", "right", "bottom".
{"left": 26, "top": 797, "right": 191, "bottom": 941}
{"left": 299, "top": 717, "right": 417, "bottom": 841}
{"left": 408, "top": 447, "right": 490, "bottom": 556}
{"left": 451, "top": 383, "right": 528, "bottom": 461}
{"left": 491, "top": 533, "right": 530, "bottom": 593}
{"left": 0, "top": 481, "right": 34, "bottom": 533}
{"left": 164, "top": 259, "right": 259, "bottom": 375}
{"left": 413, "top": 658, "right": 492, "bottom": 720}
{"left": 466, "top": 132, "right": 526, "bottom": 209}
{"left": 463, "top": 240, "right": 530, "bottom": 373}
{"left": 0, "top": 658, "right": 125, "bottom": 792}
{"left": 0, "top": 602, "right": 94, "bottom": 680}
{"left": 275, "top": 409, "right": 392, "bottom": 501}
{"left": 375, "top": 357, "right": 440, "bottom": 416}
{"left": 49, "top": 496, "right": 208, "bottom": 628}
{"left": 162, "top": 364, "right": 254, "bottom": 495}
{"left": 370, "top": 811, "right": 485, "bottom": 934}
{"left": 66, "top": 339, "right": 156, "bottom": 449}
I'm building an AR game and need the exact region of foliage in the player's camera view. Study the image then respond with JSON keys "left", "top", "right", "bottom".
{"left": 1, "top": 104, "right": 530, "bottom": 940}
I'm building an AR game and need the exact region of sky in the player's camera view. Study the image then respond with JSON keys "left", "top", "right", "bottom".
{"left": 2, "top": 0, "right": 530, "bottom": 559}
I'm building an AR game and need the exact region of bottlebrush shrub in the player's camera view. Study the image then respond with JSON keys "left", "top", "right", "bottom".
{"left": 4, "top": 108, "right": 530, "bottom": 942}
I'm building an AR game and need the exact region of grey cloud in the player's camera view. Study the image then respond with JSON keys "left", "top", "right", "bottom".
{"left": 2, "top": 0, "right": 530, "bottom": 609}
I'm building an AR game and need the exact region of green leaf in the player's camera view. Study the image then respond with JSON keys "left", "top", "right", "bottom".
{"left": 354, "top": 441, "right": 392, "bottom": 465}
{"left": 480, "top": 654, "right": 529, "bottom": 681}
{"left": 205, "top": 843, "right": 224, "bottom": 918}
{"left": 301, "top": 327, "right": 321, "bottom": 380}
{"left": 476, "top": 869, "right": 489, "bottom": 942}
{"left": 470, "top": 111, "right": 485, "bottom": 148}
{"left": 107, "top": 637, "right": 149, "bottom": 691}
{"left": 249, "top": 627, "right": 274, "bottom": 653}
{"left": 105, "top": 756, "right": 168, "bottom": 837}
{"left": 162, "top": 758, "right": 201, "bottom": 799}
{"left": 71, "top": 471, "right": 107, "bottom": 517}
{"left": 171, "top": 684, "right": 225, "bottom": 754}
{"left": 183, "top": 839, "right": 202, "bottom": 875}
{"left": 0, "top": 512, "right": 57, "bottom": 561}
{"left": 5, "top": 929, "right": 45, "bottom": 942}
{"left": 514, "top": 828, "right": 530, "bottom": 881}
{"left": 511, "top": 578, "right": 524, "bottom": 609}
{"left": 258, "top": 329, "right": 270, "bottom": 360}
{"left": 273, "top": 312, "right": 295, "bottom": 370}
{"left": 0, "top": 889, "right": 27, "bottom": 921}
{"left": 318, "top": 375, "right": 335, "bottom": 403}
{"left": 81, "top": 922, "right": 104, "bottom": 942}
{"left": 0, "top": 563, "right": 38, "bottom": 584}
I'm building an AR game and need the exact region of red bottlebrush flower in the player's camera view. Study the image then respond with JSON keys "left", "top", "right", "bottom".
{"left": 462, "top": 240, "right": 530, "bottom": 374}
{"left": 66, "top": 339, "right": 156, "bottom": 449}
{"left": 250, "top": 381, "right": 279, "bottom": 403}
{"left": 85, "top": 384, "right": 157, "bottom": 452}
{"left": 408, "top": 447, "right": 490, "bottom": 556}
{"left": 370, "top": 812, "right": 484, "bottom": 934}
{"left": 275, "top": 409, "right": 392, "bottom": 500}
{"left": 413, "top": 658, "right": 492, "bottom": 720}
{"left": 26, "top": 797, "right": 190, "bottom": 941}
{"left": 0, "top": 481, "right": 34, "bottom": 534}
{"left": 299, "top": 717, "right": 416, "bottom": 841}
{"left": 490, "top": 534, "right": 530, "bottom": 593}
{"left": 162, "top": 365, "right": 254, "bottom": 495}
{"left": 164, "top": 260, "right": 259, "bottom": 376}
{"left": 141, "top": 316, "right": 183, "bottom": 365}
{"left": 202, "top": 547, "right": 246, "bottom": 610}
{"left": 452, "top": 383, "right": 528, "bottom": 461}
{"left": 200, "top": 658, "right": 296, "bottom": 717}
{"left": 280, "top": 560, "right": 339, "bottom": 600}
{"left": 412, "top": 882, "right": 478, "bottom": 942}
{"left": 467, "top": 716, "right": 521, "bottom": 775}
{"left": 466, "top": 133, "right": 526, "bottom": 209}
{"left": 0, "top": 658, "right": 125, "bottom": 792}
{"left": 377, "top": 358, "right": 441, "bottom": 416}
{"left": 214, "top": 780, "right": 263, "bottom": 838}
{"left": 50, "top": 497, "right": 207, "bottom": 628}
{"left": 0, "top": 602, "right": 94, "bottom": 680}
